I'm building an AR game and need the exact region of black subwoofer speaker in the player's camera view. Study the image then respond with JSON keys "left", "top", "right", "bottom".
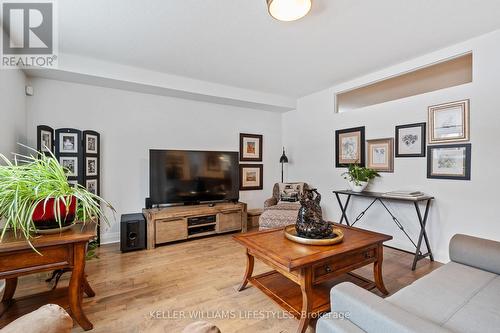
{"left": 120, "top": 213, "right": 146, "bottom": 252}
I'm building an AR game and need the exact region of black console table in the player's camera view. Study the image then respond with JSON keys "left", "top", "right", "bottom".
{"left": 333, "top": 190, "right": 434, "bottom": 270}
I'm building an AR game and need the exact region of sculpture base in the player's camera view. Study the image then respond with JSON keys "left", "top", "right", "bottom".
{"left": 284, "top": 225, "right": 344, "bottom": 246}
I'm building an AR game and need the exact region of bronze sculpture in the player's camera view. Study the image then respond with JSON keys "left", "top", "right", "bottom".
{"left": 296, "top": 189, "right": 333, "bottom": 239}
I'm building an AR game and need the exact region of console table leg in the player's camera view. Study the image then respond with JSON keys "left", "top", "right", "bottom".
{"left": 335, "top": 193, "right": 351, "bottom": 226}
{"left": 237, "top": 250, "right": 254, "bottom": 291}
{"left": 69, "top": 242, "right": 93, "bottom": 330}
{"left": 374, "top": 246, "right": 389, "bottom": 295}
{"left": 412, "top": 200, "right": 433, "bottom": 270}
{"left": 297, "top": 267, "right": 313, "bottom": 333}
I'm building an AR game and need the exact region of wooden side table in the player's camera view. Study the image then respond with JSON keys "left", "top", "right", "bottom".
{"left": 247, "top": 208, "right": 263, "bottom": 229}
{"left": 233, "top": 224, "right": 392, "bottom": 333}
{"left": 0, "top": 222, "right": 96, "bottom": 330}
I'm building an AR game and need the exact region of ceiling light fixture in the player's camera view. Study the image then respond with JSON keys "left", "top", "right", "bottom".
{"left": 267, "top": 0, "right": 312, "bottom": 22}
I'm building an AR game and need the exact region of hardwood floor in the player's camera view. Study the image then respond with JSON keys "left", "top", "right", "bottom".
{"left": 4, "top": 232, "right": 441, "bottom": 333}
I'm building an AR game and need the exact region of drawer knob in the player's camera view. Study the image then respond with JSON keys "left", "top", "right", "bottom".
{"left": 364, "top": 252, "right": 373, "bottom": 259}
{"left": 325, "top": 265, "right": 332, "bottom": 273}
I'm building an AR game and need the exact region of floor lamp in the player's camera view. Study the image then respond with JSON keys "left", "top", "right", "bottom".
{"left": 279, "top": 147, "right": 288, "bottom": 183}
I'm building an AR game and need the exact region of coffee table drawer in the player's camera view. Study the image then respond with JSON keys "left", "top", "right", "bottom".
{"left": 314, "top": 248, "right": 376, "bottom": 280}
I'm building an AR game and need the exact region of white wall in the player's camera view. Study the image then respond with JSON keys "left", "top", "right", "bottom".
{"left": 0, "top": 69, "right": 26, "bottom": 155}
{"left": 26, "top": 78, "right": 283, "bottom": 243}
{"left": 283, "top": 29, "right": 500, "bottom": 263}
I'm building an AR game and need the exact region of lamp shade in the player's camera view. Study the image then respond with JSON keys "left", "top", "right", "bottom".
{"left": 280, "top": 148, "right": 289, "bottom": 163}
{"left": 267, "top": 0, "right": 312, "bottom": 22}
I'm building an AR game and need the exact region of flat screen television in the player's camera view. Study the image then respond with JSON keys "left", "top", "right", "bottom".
{"left": 149, "top": 150, "right": 239, "bottom": 205}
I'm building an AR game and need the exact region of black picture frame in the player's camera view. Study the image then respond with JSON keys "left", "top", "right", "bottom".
{"left": 239, "top": 133, "right": 263, "bottom": 162}
{"left": 83, "top": 130, "right": 100, "bottom": 155}
{"left": 83, "top": 130, "right": 101, "bottom": 245}
{"left": 85, "top": 178, "right": 99, "bottom": 196}
{"left": 85, "top": 157, "right": 99, "bottom": 177}
{"left": 395, "top": 122, "right": 426, "bottom": 158}
{"left": 427, "top": 144, "right": 471, "bottom": 180}
{"left": 36, "top": 125, "right": 54, "bottom": 155}
{"left": 55, "top": 128, "right": 83, "bottom": 183}
{"left": 239, "top": 164, "right": 263, "bottom": 190}
{"left": 335, "top": 126, "right": 365, "bottom": 167}
{"left": 59, "top": 156, "right": 79, "bottom": 178}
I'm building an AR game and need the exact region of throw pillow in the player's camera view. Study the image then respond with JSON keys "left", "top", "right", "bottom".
{"left": 0, "top": 304, "right": 73, "bottom": 333}
{"left": 278, "top": 182, "right": 304, "bottom": 203}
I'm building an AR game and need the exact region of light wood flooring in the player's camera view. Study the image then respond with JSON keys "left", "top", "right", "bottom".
{"left": 5, "top": 232, "right": 441, "bottom": 333}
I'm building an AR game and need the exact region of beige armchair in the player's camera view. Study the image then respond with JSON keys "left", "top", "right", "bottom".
{"left": 259, "top": 182, "right": 309, "bottom": 230}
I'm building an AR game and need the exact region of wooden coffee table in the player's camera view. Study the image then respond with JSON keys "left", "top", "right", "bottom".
{"left": 233, "top": 223, "right": 392, "bottom": 333}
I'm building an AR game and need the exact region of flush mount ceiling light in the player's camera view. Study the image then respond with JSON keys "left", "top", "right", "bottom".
{"left": 267, "top": 0, "right": 312, "bottom": 22}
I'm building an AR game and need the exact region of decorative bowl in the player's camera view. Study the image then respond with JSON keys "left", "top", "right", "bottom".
{"left": 284, "top": 225, "right": 344, "bottom": 246}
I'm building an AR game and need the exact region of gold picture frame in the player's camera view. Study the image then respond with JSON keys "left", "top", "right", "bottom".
{"left": 428, "top": 99, "right": 470, "bottom": 144}
{"left": 367, "top": 138, "right": 394, "bottom": 172}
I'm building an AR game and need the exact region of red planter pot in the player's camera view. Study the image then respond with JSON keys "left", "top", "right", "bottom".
{"left": 32, "top": 196, "right": 77, "bottom": 230}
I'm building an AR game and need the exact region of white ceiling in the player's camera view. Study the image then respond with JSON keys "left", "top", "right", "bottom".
{"left": 57, "top": 0, "right": 500, "bottom": 98}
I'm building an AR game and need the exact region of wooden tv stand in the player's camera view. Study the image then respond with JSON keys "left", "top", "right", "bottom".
{"left": 143, "top": 202, "right": 247, "bottom": 249}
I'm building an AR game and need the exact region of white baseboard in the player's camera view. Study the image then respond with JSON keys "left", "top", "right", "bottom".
{"left": 100, "top": 231, "right": 120, "bottom": 245}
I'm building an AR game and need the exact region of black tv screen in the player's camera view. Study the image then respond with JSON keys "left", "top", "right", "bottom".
{"left": 149, "top": 150, "right": 239, "bottom": 205}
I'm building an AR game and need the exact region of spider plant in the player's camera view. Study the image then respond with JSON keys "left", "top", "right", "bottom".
{"left": 0, "top": 145, "right": 114, "bottom": 250}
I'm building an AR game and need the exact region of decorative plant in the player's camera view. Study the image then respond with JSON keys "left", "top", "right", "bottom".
{"left": 342, "top": 164, "right": 380, "bottom": 186}
{"left": 0, "top": 145, "right": 114, "bottom": 249}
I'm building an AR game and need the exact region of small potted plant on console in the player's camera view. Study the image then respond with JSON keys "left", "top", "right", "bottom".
{"left": 342, "top": 163, "right": 380, "bottom": 192}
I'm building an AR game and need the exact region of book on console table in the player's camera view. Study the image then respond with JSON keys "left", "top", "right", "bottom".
{"left": 382, "top": 190, "right": 427, "bottom": 199}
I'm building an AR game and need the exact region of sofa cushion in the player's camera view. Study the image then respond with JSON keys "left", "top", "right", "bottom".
{"left": 443, "top": 275, "right": 500, "bottom": 333}
{"left": 450, "top": 234, "right": 500, "bottom": 275}
{"left": 317, "top": 314, "right": 366, "bottom": 333}
{"left": 259, "top": 208, "right": 298, "bottom": 229}
{"left": 388, "top": 262, "right": 497, "bottom": 327}
{"left": 266, "top": 202, "right": 301, "bottom": 211}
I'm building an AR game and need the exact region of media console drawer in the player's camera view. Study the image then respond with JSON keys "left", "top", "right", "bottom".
{"left": 155, "top": 218, "right": 187, "bottom": 244}
{"left": 218, "top": 210, "right": 242, "bottom": 233}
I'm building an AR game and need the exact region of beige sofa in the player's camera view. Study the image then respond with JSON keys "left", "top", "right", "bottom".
{"left": 259, "top": 182, "right": 308, "bottom": 230}
{"left": 317, "top": 234, "right": 500, "bottom": 333}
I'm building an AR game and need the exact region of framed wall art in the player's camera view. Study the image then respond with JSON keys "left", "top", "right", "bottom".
{"left": 86, "top": 179, "right": 98, "bottom": 195}
{"left": 367, "top": 138, "right": 394, "bottom": 172}
{"left": 58, "top": 132, "right": 79, "bottom": 153}
{"left": 86, "top": 157, "right": 98, "bottom": 177}
{"left": 335, "top": 126, "right": 365, "bottom": 167}
{"left": 84, "top": 132, "right": 99, "bottom": 154}
{"left": 239, "top": 164, "right": 263, "bottom": 190}
{"left": 68, "top": 180, "right": 79, "bottom": 188}
{"left": 427, "top": 144, "right": 471, "bottom": 180}
{"left": 428, "top": 99, "right": 470, "bottom": 143}
{"left": 239, "top": 133, "right": 263, "bottom": 162}
{"left": 37, "top": 125, "right": 54, "bottom": 154}
{"left": 59, "top": 156, "right": 78, "bottom": 177}
{"left": 395, "top": 122, "right": 426, "bottom": 157}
